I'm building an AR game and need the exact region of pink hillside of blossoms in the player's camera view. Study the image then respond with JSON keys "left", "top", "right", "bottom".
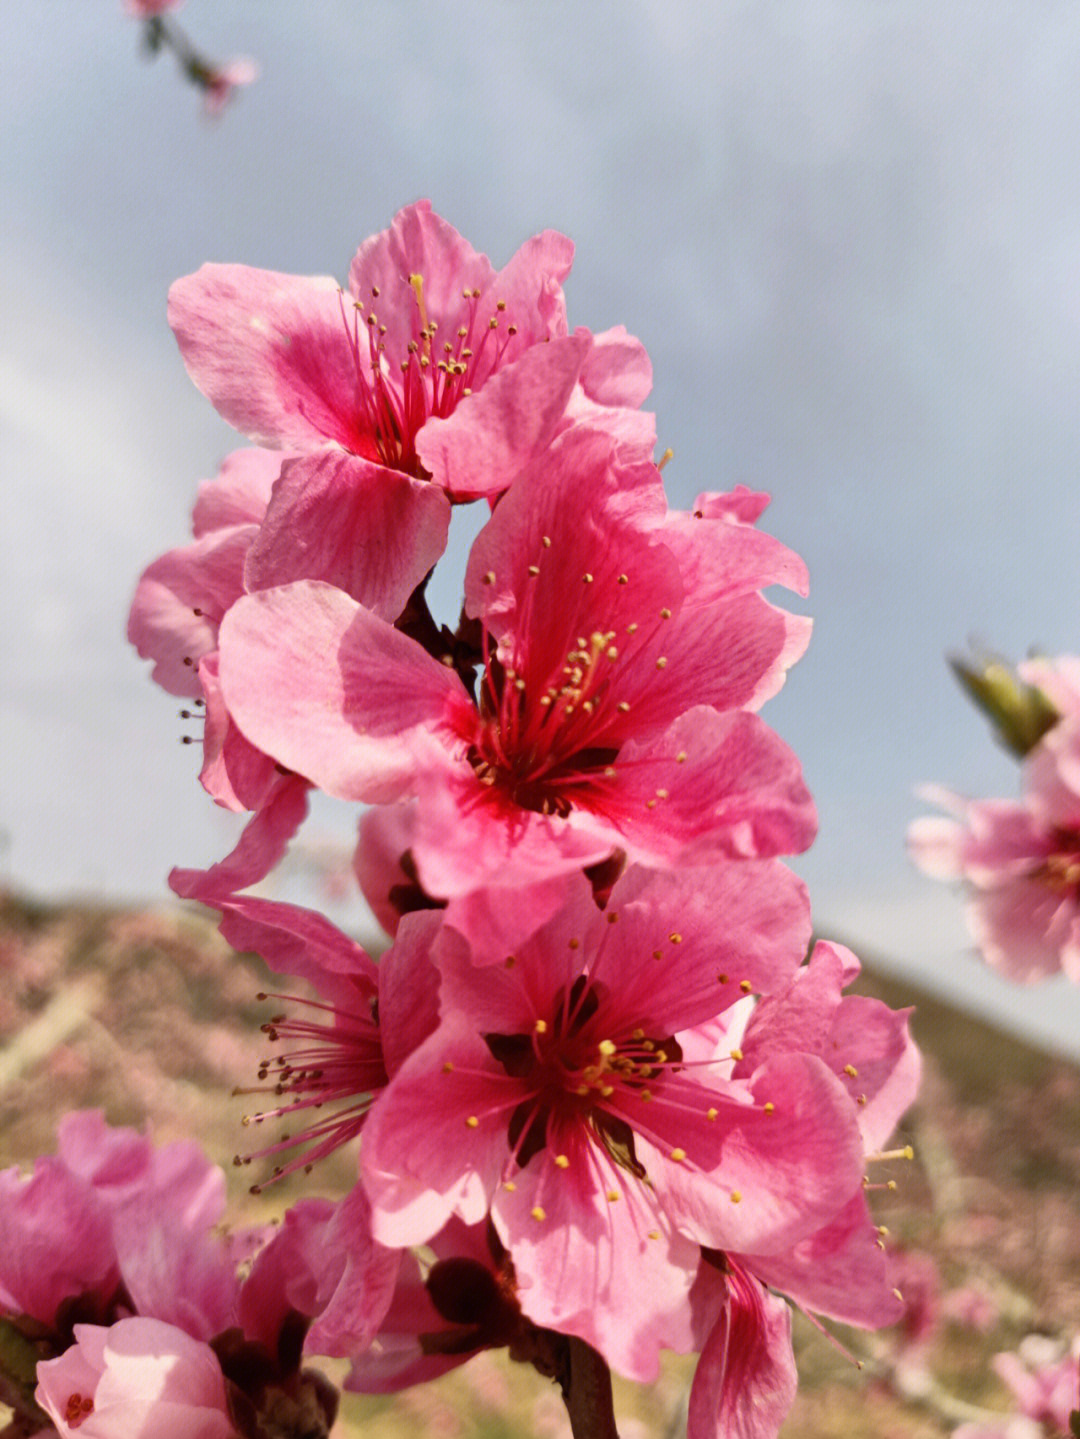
{"left": 2, "top": 199, "right": 925, "bottom": 1439}
{"left": 911, "top": 653, "right": 1080, "bottom": 983}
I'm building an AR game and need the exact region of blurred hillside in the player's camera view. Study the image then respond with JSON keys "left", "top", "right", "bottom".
{"left": 0, "top": 887, "right": 1077, "bottom": 1438}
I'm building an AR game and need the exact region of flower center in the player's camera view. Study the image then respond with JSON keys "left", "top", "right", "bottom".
{"left": 339, "top": 274, "right": 519, "bottom": 476}
{"left": 483, "top": 976, "right": 682, "bottom": 1174}
{"left": 234, "top": 989, "right": 388, "bottom": 1190}
{"left": 1038, "top": 829, "right": 1080, "bottom": 895}
{"left": 63, "top": 1394, "right": 94, "bottom": 1429}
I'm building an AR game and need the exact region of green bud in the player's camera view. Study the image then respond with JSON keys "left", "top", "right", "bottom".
{"left": 949, "top": 650, "right": 1061, "bottom": 758}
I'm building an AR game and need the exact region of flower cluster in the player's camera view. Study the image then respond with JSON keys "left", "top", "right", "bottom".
{"left": 113, "top": 201, "right": 922, "bottom": 1436}
{"left": 911, "top": 653, "right": 1080, "bottom": 983}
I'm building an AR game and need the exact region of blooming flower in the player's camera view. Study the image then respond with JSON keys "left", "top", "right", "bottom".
{"left": 359, "top": 865, "right": 868, "bottom": 1380}
{"left": 166, "top": 202, "right": 647, "bottom": 593}
{"left": 909, "top": 715, "right": 1080, "bottom": 982}
{"left": 218, "top": 431, "right": 815, "bottom": 900}
{"left": 164, "top": 882, "right": 441, "bottom": 1180}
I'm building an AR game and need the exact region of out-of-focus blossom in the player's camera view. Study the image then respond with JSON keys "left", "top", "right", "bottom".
{"left": 910, "top": 718, "right": 1080, "bottom": 982}
{"left": 199, "top": 57, "right": 259, "bottom": 117}
{"left": 126, "top": 0, "right": 183, "bottom": 14}
{"left": 954, "top": 1335, "right": 1080, "bottom": 1439}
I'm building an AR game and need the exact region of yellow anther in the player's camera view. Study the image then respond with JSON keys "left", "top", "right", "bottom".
{"left": 887, "top": 1179, "right": 898, "bottom": 1191}
{"left": 669, "top": 932, "right": 682, "bottom": 944}
{"left": 632, "top": 1028, "right": 645, "bottom": 1039}
{"left": 660, "top": 607, "right": 672, "bottom": 619}
{"left": 656, "top": 656, "right": 668, "bottom": 669}
{"left": 857, "top": 1094, "right": 867, "bottom": 1106}
{"left": 763, "top": 1102, "right": 775, "bottom": 1115}
{"left": 647, "top": 1230, "right": 660, "bottom": 1240}
{"left": 606, "top": 646, "right": 618, "bottom": 660}
{"left": 542, "top": 535, "right": 552, "bottom": 547}
{"left": 598, "top": 1039, "right": 617, "bottom": 1057}
{"left": 600, "top": 1084, "right": 614, "bottom": 1097}
{"left": 740, "top": 980, "right": 753, "bottom": 994}
{"left": 717, "top": 973, "right": 729, "bottom": 984}
{"left": 658, "top": 447, "right": 674, "bottom": 469}
{"left": 676, "top": 751, "right": 688, "bottom": 763}
{"left": 482, "top": 570, "right": 496, "bottom": 585}
{"left": 466, "top": 1116, "right": 479, "bottom": 1128}
{"left": 504, "top": 1180, "right": 516, "bottom": 1191}
{"left": 892, "top": 1287, "right": 903, "bottom": 1302}
{"left": 604, "top": 766, "right": 617, "bottom": 778}
{"left": 496, "top": 299, "right": 507, "bottom": 311}
{"left": 575, "top": 1084, "right": 589, "bottom": 1096}
{"left": 583, "top": 572, "right": 594, "bottom": 584}
{"left": 617, "top": 701, "right": 631, "bottom": 713}
{"left": 442, "top": 1061, "right": 454, "bottom": 1073}
{"left": 670, "top": 1148, "right": 686, "bottom": 1163}
{"left": 606, "top": 1190, "right": 620, "bottom": 1203}
{"left": 730, "top": 1191, "right": 742, "bottom": 1204}
{"left": 534, "top": 1019, "right": 548, "bottom": 1034}
{"left": 706, "top": 1107, "right": 718, "bottom": 1121}
{"left": 641, "top": 1089, "right": 653, "bottom": 1102}
{"left": 729, "top": 1048, "right": 743, "bottom": 1061}
{"left": 877, "top": 1225, "right": 889, "bottom": 1236}
{"left": 617, "top": 573, "right": 628, "bottom": 585}
{"left": 555, "top": 1154, "right": 570, "bottom": 1169}
{"left": 626, "top": 622, "right": 638, "bottom": 634}
{"left": 843, "top": 1064, "right": 859, "bottom": 1079}
{"left": 646, "top": 799, "right": 657, "bottom": 810}
{"left": 531, "top": 1206, "right": 547, "bottom": 1222}
{"left": 656, "top": 788, "right": 669, "bottom": 800}
{"left": 528, "top": 564, "right": 540, "bottom": 577}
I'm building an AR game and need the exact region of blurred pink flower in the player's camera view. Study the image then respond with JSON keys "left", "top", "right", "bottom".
{"left": 201, "top": 57, "right": 258, "bottom": 117}
{"left": 126, "top": 0, "right": 183, "bottom": 14}
{"left": 910, "top": 715, "right": 1080, "bottom": 982}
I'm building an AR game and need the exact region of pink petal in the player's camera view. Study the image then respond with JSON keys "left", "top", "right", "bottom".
{"left": 244, "top": 452, "right": 450, "bottom": 615}
{"left": 127, "top": 527, "right": 253, "bottom": 696}
{"left": 218, "top": 583, "right": 470, "bottom": 804}
{"left": 168, "top": 265, "right": 360, "bottom": 451}
{"left": 415, "top": 333, "right": 590, "bottom": 498}
{"left": 170, "top": 774, "right": 309, "bottom": 897}
{"left": 491, "top": 1120, "right": 699, "bottom": 1382}
{"left": 687, "top": 1272, "right": 797, "bottom": 1439}
{"left": 191, "top": 447, "right": 281, "bottom": 537}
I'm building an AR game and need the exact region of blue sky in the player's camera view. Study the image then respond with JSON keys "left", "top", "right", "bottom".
{"left": 5, "top": 1, "right": 1080, "bottom": 1054}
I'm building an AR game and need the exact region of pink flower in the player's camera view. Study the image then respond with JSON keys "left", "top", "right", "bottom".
{"left": 910, "top": 715, "right": 1080, "bottom": 982}
{"left": 166, "top": 202, "right": 645, "bottom": 557}
{"left": 359, "top": 866, "right": 867, "bottom": 1380}
{"left": 200, "top": 57, "right": 258, "bottom": 118}
{"left": 126, "top": 0, "right": 183, "bottom": 14}
{"left": 218, "top": 432, "right": 814, "bottom": 900}
{"left": 954, "top": 1336, "right": 1080, "bottom": 1439}
{"left": 36, "top": 1318, "right": 235, "bottom": 1439}
{"left": 163, "top": 883, "right": 441, "bottom": 1181}
{"left": 0, "top": 1113, "right": 234, "bottom": 1339}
